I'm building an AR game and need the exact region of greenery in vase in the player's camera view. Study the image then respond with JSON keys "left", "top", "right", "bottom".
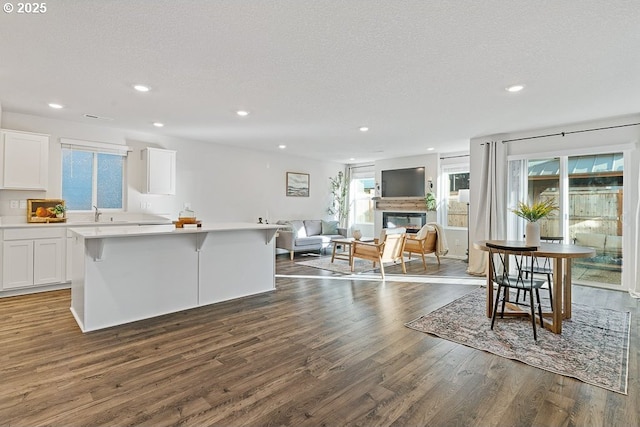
{"left": 53, "top": 204, "right": 67, "bottom": 215}
{"left": 425, "top": 192, "right": 437, "bottom": 211}
{"left": 328, "top": 171, "right": 349, "bottom": 227}
{"left": 512, "top": 199, "right": 558, "bottom": 222}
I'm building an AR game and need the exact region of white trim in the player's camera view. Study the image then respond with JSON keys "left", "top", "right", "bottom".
{"left": 60, "top": 138, "right": 131, "bottom": 156}
{"left": 507, "top": 142, "right": 636, "bottom": 162}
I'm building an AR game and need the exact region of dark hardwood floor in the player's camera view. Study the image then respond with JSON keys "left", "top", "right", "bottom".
{"left": 0, "top": 254, "right": 637, "bottom": 426}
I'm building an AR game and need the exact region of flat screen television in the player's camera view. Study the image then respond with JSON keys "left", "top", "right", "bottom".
{"left": 381, "top": 167, "right": 425, "bottom": 197}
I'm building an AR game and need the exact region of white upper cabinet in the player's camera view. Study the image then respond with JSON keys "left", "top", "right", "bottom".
{"left": 0, "top": 130, "right": 49, "bottom": 190}
{"left": 141, "top": 147, "right": 176, "bottom": 195}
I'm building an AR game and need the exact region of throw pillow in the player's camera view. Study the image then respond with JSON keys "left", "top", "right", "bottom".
{"left": 288, "top": 220, "right": 307, "bottom": 238}
{"left": 321, "top": 220, "right": 339, "bottom": 235}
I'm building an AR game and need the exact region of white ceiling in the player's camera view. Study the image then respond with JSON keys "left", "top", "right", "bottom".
{"left": 1, "top": 1, "right": 639, "bottom": 164}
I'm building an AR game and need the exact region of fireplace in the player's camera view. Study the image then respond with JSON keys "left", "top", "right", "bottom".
{"left": 382, "top": 212, "right": 426, "bottom": 234}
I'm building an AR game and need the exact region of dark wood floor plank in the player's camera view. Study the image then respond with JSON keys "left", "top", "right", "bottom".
{"left": 0, "top": 255, "right": 637, "bottom": 426}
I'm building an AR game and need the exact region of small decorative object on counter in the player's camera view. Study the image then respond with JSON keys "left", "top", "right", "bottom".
{"left": 53, "top": 203, "right": 67, "bottom": 218}
{"left": 27, "top": 199, "right": 66, "bottom": 223}
{"left": 258, "top": 217, "right": 263, "bottom": 224}
{"left": 174, "top": 203, "right": 201, "bottom": 228}
{"left": 352, "top": 229, "right": 362, "bottom": 240}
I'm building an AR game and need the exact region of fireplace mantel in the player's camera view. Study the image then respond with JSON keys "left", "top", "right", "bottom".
{"left": 374, "top": 197, "right": 428, "bottom": 212}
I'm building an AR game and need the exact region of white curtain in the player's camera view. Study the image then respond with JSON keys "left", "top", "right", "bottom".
{"left": 467, "top": 141, "right": 507, "bottom": 275}
{"left": 630, "top": 163, "right": 640, "bottom": 298}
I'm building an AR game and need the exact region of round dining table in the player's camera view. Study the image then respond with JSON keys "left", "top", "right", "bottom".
{"left": 473, "top": 240, "right": 596, "bottom": 334}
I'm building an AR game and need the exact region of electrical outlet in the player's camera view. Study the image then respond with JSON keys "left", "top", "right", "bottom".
{"left": 19, "top": 200, "right": 27, "bottom": 209}
{"left": 10, "top": 200, "right": 19, "bottom": 209}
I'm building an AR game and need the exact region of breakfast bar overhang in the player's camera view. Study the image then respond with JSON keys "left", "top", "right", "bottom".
{"left": 69, "top": 223, "right": 282, "bottom": 332}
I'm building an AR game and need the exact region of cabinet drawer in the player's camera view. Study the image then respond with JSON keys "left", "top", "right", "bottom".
{"left": 3, "top": 227, "right": 65, "bottom": 240}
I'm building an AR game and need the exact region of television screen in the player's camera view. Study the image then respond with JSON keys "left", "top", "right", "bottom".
{"left": 381, "top": 167, "right": 425, "bottom": 197}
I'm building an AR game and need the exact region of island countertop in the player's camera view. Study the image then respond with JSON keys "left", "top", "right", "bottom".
{"left": 68, "top": 222, "right": 283, "bottom": 239}
{"left": 70, "top": 221, "right": 283, "bottom": 332}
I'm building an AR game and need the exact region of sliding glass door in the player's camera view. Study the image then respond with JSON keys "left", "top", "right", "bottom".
{"left": 509, "top": 152, "right": 624, "bottom": 289}
{"left": 568, "top": 154, "right": 623, "bottom": 287}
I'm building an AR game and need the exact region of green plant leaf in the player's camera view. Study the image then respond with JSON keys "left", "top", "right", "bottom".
{"left": 512, "top": 199, "right": 558, "bottom": 222}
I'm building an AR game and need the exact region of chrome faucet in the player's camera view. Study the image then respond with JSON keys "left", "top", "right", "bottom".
{"left": 93, "top": 205, "right": 102, "bottom": 222}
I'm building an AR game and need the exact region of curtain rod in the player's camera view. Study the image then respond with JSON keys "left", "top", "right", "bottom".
{"left": 501, "top": 122, "right": 640, "bottom": 143}
{"left": 440, "top": 154, "right": 470, "bottom": 160}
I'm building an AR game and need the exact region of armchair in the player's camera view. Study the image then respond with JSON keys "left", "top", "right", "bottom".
{"left": 403, "top": 224, "right": 439, "bottom": 270}
{"left": 351, "top": 228, "right": 407, "bottom": 279}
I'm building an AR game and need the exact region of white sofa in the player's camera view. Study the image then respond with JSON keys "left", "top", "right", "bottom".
{"left": 276, "top": 220, "right": 347, "bottom": 260}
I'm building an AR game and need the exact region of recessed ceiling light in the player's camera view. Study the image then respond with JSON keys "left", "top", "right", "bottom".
{"left": 133, "top": 84, "right": 151, "bottom": 92}
{"left": 506, "top": 84, "right": 525, "bottom": 93}
{"left": 349, "top": 158, "right": 356, "bottom": 161}
{"left": 278, "top": 144, "right": 286, "bottom": 149}
{"left": 237, "top": 110, "right": 249, "bottom": 117}
{"left": 359, "top": 126, "right": 369, "bottom": 132}
{"left": 48, "top": 103, "right": 64, "bottom": 109}
{"left": 153, "top": 122, "right": 164, "bottom": 127}
{"left": 427, "top": 147, "right": 435, "bottom": 151}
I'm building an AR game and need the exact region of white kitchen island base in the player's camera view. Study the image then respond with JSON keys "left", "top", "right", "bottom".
{"left": 70, "top": 223, "right": 281, "bottom": 332}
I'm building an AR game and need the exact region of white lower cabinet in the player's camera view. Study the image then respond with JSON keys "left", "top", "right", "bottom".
{"left": 2, "top": 228, "right": 65, "bottom": 290}
{"left": 2, "top": 240, "right": 34, "bottom": 289}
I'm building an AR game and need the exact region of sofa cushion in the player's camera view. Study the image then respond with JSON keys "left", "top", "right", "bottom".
{"left": 295, "top": 236, "right": 326, "bottom": 247}
{"left": 304, "top": 220, "right": 322, "bottom": 236}
{"left": 287, "top": 220, "right": 307, "bottom": 238}
{"left": 321, "top": 220, "right": 339, "bottom": 235}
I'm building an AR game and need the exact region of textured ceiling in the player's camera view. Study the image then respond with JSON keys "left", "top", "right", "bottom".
{"left": 1, "top": 1, "right": 639, "bottom": 163}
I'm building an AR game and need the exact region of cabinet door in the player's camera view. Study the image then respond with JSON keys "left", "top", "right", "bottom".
{"left": 143, "top": 147, "right": 176, "bottom": 195}
{"left": 1, "top": 130, "right": 49, "bottom": 190}
{"left": 33, "top": 238, "right": 64, "bottom": 285}
{"left": 2, "top": 240, "right": 34, "bottom": 289}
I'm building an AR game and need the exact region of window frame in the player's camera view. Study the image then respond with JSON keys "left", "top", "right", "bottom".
{"left": 439, "top": 163, "right": 469, "bottom": 229}
{"left": 60, "top": 139, "right": 130, "bottom": 212}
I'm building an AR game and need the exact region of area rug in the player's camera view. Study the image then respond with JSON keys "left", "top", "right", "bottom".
{"left": 296, "top": 256, "right": 418, "bottom": 275}
{"left": 405, "top": 288, "right": 631, "bottom": 394}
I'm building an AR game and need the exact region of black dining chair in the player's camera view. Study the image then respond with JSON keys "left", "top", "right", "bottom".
{"left": 487, "top": 242, "right": 547, "bottom": 340}
{"left": 519, "top": 236, "right": 563, "bottom": 308}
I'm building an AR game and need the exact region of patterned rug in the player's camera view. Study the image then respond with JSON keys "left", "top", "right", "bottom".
{"left": 296, "top": 256, "right": 418, "bottom": 275}
{"left": 405, "top": 288, "right": 631, "bottom": 394}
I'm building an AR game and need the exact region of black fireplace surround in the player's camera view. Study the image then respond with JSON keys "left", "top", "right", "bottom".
{"left": 382, "top": 212, "right": 426, "bottom": 234}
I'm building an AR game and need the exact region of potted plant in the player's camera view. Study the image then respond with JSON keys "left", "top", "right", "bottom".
{"left": 512, "top": 199, "right": 558, "bottom": 246}
{"left": 425, "top": 192, "right": 437, "bottom": 211}
{"left": 328, "top": 171, "right": 349, "bottom": 228}
{"left": 53, "top": 203, "right": 67, "bottom": 218}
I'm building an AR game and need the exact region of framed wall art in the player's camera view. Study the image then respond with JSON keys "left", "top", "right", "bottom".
{"left": 27, "top": 199, "right": 66, "bottom": 223}
{"left": 286, "top": 172, "right": 310, "bottom": 197}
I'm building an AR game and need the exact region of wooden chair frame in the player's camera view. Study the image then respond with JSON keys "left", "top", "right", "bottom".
{"left": 403, "top": 225, "right": 439, "bottom": 270}
{"left": 351, "top": 229, "right": 407, "bottom": 279}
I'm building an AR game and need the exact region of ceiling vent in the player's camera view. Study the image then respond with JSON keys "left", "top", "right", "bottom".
{"left": 83, "top": 113, "right": 114, "bottom": 121}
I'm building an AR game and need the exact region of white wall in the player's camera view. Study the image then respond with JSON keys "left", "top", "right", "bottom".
{"left": 0, "top": 112, "right": 345, "bottom": 223}
{"left": 469, "top": 113, "right": 640, "bottom": 290}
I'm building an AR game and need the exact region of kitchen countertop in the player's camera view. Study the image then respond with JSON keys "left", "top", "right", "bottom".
{"left": 0, "top": 217, "right": 173, "bottom": 229}
{"left": 68, "top": 222, "right": 283, "bottom": 239}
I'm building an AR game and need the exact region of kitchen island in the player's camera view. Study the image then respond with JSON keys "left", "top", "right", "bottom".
{"left": 69, "top": 223, "right": 282, "bottom": 332}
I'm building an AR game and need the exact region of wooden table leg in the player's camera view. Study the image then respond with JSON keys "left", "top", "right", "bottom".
{"left": 550, "top": 258, "right": 563, "bottom": 333}
{"left": 330, "top": 242, "right": 338, "bottom": 263}
{"left": 564, "top": 259, "right": 572, "bottom": 319}
{"left": 486, "top": 253, "right": 493, "bottom": 318}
